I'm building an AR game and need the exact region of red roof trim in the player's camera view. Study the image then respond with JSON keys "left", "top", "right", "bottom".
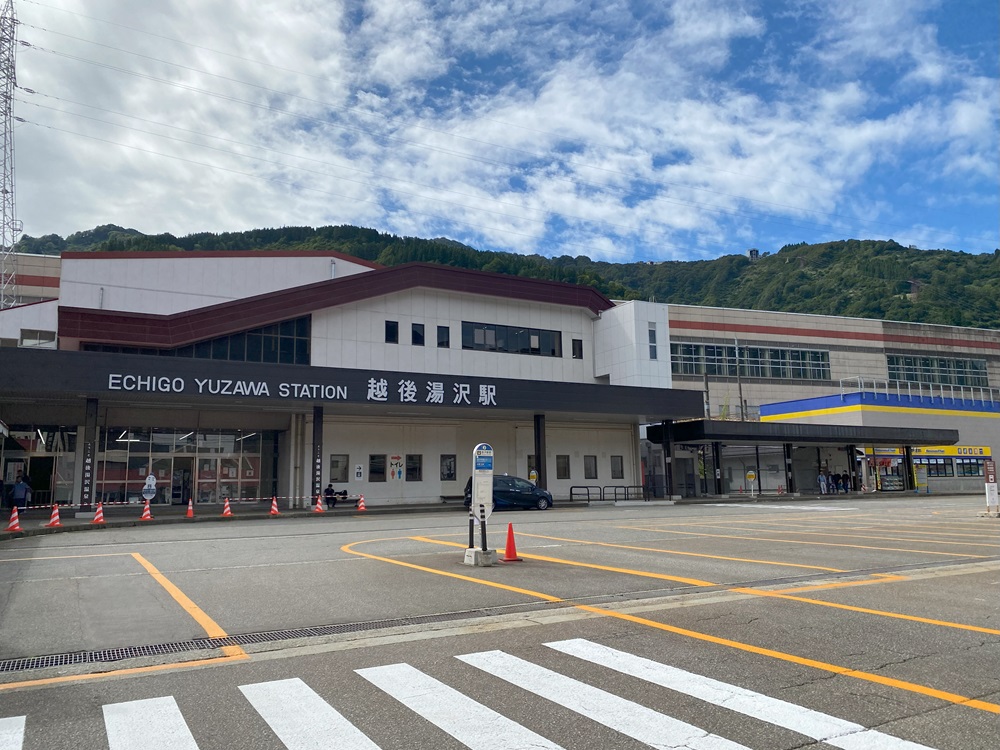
{"left": 58, "top": 263, "right": 615, "bottom": 347}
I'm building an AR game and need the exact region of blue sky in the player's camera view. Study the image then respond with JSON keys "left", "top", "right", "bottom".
{"left": 12, "top": 0, "right": 999, "bottom": 261}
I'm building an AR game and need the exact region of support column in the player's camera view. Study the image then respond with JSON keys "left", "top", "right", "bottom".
{"left": 533, "top": 414, "right": 547, "bottom": 490}
{"left": 79, "top": 398, "right": 98, "bottom": 512}
{"left": 661, "top": 420, "right": 674, "bottom": 499}
{"left": 845, "top": 445, "right": 856, "bottom": 491}
{"left": 712, "top": 442, "right": 723, "bottom": 495}
{"left": 903, "top": 445, "right": 915, "bottom": 491}
{"left": 312, "top": 406, "right": 324, "bottom": 502}
{"left": 783, "top": 443, "right": 796, "bottom": 494}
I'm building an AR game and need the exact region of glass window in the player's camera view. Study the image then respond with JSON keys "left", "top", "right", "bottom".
{"left": 437, "top": 325, "right": 450, "bottom": 348}
{"left": 584, "top": 455, "right": 597, "bottom": 479}
{"left": 406, "top": 454, "right": 422, "bottom": 481}
{"left": 648, "top": 323, "right": 657, "bottom": 360}
{"left": 369, "top": 454, "right": 386, "bottom": 482}
{"left": 611, "top": 455, "right": 624, "bottom": 479}
{"left": 440, "top": 454, "right": 456, "bottom": 481}
{"left": 329, "top": 454, "right": 349, "bottom": 483}
{"left": 412, "top": 323, "right": 425, "bottom": 346}
{"left": 572, "top": 339, "right": 583, "bottom": 359}
{"left": 385, "top": 321, "right": 398, "bottom": 344}
{"left": 556, "top": 455, "right": 570, "bottom": 480}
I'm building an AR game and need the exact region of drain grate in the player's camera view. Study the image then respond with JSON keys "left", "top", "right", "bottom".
{"left": 0, "top": 601, "right": 561, "bottom": 673}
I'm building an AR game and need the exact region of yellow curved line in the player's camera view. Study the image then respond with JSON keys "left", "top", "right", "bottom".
{"left": 693, "top": 525, "right": 1000, "bottom": 549}
{"left": 342, "top": 538, "right": 999, "bottom": 714}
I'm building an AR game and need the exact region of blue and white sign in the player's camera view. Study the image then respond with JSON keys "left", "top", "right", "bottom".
{"left": 472, "top": 443, "right": 494, "bottom": 521}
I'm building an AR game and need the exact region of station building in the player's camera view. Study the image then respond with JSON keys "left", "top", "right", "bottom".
{"left": 0, "top": 250, "right": 994, "bottom": 507}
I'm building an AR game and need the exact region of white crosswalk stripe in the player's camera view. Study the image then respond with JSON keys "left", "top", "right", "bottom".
{"left": 547, "top": 638, "right": 938, "bottom": 750}
{"left": 0, "top": 716, "right": 25, "bottom": 750}
{"left": 456, "top": 649, "right": 751, "bottom": 750}
{"left": 240, "top": 677, "right": 383, "bottom": 750}
{"left": 356, "top": 662, "right": 564, "bottom": 750}
{"left": 103, "top": 696, "right": 199, "bottom": 750}
{"left": 2, "top": 639, "right": 944, "bottom": 750}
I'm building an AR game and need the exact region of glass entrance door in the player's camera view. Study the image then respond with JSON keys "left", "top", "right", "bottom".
{"left": 172, "top": 457, "right": 193, "bottom": 505}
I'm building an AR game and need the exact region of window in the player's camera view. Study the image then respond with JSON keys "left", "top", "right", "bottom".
{"left": 437, "top": 325, "right": 450, "bottom": 348}
{"left": 610, "top": 455, "right": 624, "bottom": 479}
{"left": 19, "top": 329, "right": 57, "bottom": 348}
{"left": 412, "top": 323, "right": 425, "bottom": 346}
{"left": 385, "top": 321, "right": 398, "bottom": 344}
{"left": 461, "top": 321, "right": 563, "bottom": 358}
{"left": 648, "top": 323, "right": 657, "bottom": 360}
{"left": 887, "top": 354, "right": 989, "bottom": 387}
{"left": 913, "top": 457, "right": 954, "bottom": 477}
{"left": 956, "top": 458, "right": 985, "bottom": 476}
{"left": 584, "top": 455, "right": 597, "bottom": 479}
{"left": 669, "top": 341, "right": 830, "bottom": 381}
{"left": 82, "top": 316, "right": 311, "bottom": 365}
{"left": 406, "top": 454, "right": 422, "bottom": 481}
{"left": 369, "top": 454, "right": 386, "bottom": 482}
{"left": 572, "top": 339, "right": 583, "bottom": 359}
{"left": 556, "top": 455, "right": 570, "bottom": 480}
{"left": 440, "top": 454, "right": 456, "bottom": 481}
{"left": 329, "top": 454, "right": 349, "bottom": 483}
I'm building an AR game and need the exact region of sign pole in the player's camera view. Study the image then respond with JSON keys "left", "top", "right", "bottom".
{"left": 464, "top": 443, "right": 497, "bottom": 566}
{"left": 984, "top": 459, "right": 998, "bottom": 517}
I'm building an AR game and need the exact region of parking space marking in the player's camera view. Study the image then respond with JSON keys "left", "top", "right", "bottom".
{"left": 410, "top": 536, "right": 715, "bottom": 586}
{"left": 621, "top": 525, "right": 991, "bottom": 558}
{"left": 702, "top": 522, "right": 1000, "bottom": 548}
{"left": 502, "top": 531, "right": 847, "bottom": 572}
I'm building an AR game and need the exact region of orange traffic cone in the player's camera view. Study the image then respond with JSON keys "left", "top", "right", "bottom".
{"left": 91, "top": 502, "right": 106, "bottom": 525}
{"left": 5, "top": 507, "right": 23, "bottom": 532}
{"left": 357, "top": 494, "right": 366, "bottom": 512}
{"left": 44, "top": 504, "right": 62, "bottom": 528}
{"left": 221, "top": 497, "right": 234, "bottom": 517}
{"left": 269, "top": 496, "right": 280, "bottom": 515}
{"left": 501, "top": 522, "right": 522, "bottom": 562}
{"left": 139, "top": 498, "right": 153, "bottom": 521}
{"left": 313, "top": 494, "right": 325, "bottom": 513}
{"left": 185, "top": 497, "right": 195, "bottom": 518}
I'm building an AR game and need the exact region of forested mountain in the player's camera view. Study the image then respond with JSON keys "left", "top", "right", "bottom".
{"left": 16, "top": 225, "right": 1000, "bottom": 328}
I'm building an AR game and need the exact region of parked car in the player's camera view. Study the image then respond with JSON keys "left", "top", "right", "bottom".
{"left": 464, "top": 474, "right": 553, "bottom": 510}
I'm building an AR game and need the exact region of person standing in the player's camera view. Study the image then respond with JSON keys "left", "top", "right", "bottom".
{"left": 11, "top": 475, "right": 30, "bottom": 510}
{"left": 818, "top": 471, "right": 827, "bottom": 494}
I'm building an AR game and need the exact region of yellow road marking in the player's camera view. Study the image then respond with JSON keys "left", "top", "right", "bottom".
{"left": 0, "top": 654, "right": 248, "bottom": 692}
{"left": 508, "top": 531, "right": 846, "bottom": 572}
{"left": 621, "top": 525, "right": 990, "bottom": 558}
{"left": 0, "top": 553, "right": 249, "bottom": 691}
{"left": 342, "top": 539, "right": 999, "bottom": 714}
{"left": 409, "top": 537, "right": 715, "bottom": 586}
{"left": 731, "top": 588, "right": 1000, "bottom": 635}
{"left": 130, "top": 553, "right": 246, "bottom": 658}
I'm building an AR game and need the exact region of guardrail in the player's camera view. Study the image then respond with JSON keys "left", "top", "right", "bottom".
{"left": 570, "top": 485, "right": 647, "bottom": 501}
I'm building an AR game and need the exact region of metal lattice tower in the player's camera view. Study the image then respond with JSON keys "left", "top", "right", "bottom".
{"left": 0, "top": 0, "right": 20, "bottom": 309}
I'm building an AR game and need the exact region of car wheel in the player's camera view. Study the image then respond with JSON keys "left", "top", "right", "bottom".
{"left": 535, "top": 497, "right": 550, "bottom": 510}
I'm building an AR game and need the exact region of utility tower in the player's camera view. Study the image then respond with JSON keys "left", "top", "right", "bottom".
{"left": 0, "top": 0, "right": 20, "bottom": 309}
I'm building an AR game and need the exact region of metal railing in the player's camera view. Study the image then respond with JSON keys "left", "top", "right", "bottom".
{"left": 570, "top": 485, "right": 646, "bottom": 501}
{"left": 840, "top": 377, "right": 1000, "bottom": 407}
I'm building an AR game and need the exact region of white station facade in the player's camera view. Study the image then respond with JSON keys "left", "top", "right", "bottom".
{"left": 0, "top": 248, "right": 995, "bottom": 507}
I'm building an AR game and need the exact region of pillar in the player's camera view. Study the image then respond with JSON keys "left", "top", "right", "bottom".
{"left": 533, "top": 414, "right": 547, "bottom": 490}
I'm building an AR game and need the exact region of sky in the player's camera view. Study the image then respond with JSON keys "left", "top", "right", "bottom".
{"left": 9, "top": 0, "right": 999, "bottom": 262}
